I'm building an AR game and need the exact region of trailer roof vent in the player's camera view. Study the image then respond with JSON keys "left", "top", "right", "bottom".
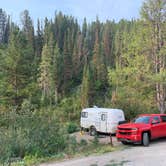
{"left": 93, "top": 105, "right": 98, "bottom": 108}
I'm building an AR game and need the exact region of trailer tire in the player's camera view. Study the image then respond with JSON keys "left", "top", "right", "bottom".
{"left": 89, "top": 126, "right": 97, "bottom": 136}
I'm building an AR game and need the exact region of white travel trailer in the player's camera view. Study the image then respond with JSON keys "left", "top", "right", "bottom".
{"left": 80, "top": 107, "right": 125, "bottom": 135}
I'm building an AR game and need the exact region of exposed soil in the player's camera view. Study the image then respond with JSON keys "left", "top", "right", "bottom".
{"left": 40, "top": 133, "right": 166, "bottom": 166}
{"left": 70, "top": 131, "right": 120, "bottom": 146}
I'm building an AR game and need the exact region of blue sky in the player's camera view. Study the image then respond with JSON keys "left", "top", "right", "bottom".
{"left": 1, "top": 0, "right": 144, "bottom": 26}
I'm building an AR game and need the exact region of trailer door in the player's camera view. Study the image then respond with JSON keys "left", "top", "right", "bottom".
{"left": 100, "top": 112, "right": 107, "bottom": 133}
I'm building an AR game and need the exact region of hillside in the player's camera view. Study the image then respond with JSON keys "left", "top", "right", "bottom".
{"left": 0, "top": 0, "right": 165, "bottom": 165}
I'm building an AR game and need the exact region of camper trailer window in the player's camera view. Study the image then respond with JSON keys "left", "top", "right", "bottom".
{"left": 101, "top": 114, "right": 106, "bottom": 121}
{"left": 81, "top": 112, "right": 88, "bottom": 118}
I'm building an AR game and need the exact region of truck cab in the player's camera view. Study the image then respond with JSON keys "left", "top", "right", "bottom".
{"left": 116, "top": 114, "right": 166, "bottom": 146}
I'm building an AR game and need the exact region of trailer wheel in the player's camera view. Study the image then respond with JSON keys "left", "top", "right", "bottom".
{"left": 89, "top": 126, "right": 97, "bottom": 136}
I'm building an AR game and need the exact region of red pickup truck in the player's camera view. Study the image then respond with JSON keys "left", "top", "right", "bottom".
{"left": 116, "top": 114, "right": 166, "bottom": 146}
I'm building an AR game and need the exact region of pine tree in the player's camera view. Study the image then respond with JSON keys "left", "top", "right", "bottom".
{"left": 114, "top": 29, "right": 123, "bottom": 68}
{"left": 82, "top": 18, "right": 87, "bottom": 38}
{"left": 52, "top": 43, "right": 61, "bottom": 103}
{"left": 36, "top": 19, "right": 54, "bottom": 106}
{"left": 81, "top": 64, "right": 92, "bottom": 108}
{"left": 103, "top": 22, "right": 111, "bottom": 66}
{"left": 21, "top": 10, "right": 35, "bottom": 51}
{"left": 35, "top": 19, "right": 43, "bottom": 57}
{"left": 82, "top": 32, "right": 90, "bottom": 71}
{"left": 3, "top": 15, "right": 10, "bottom": 44}
{"left": 72, "top": 39, "right": 79, "bottom": 78}
{"left": 92, "top": 30, "right": 107, "bottom": 90}
{"left": 62, "top": 30, "right": 73, "bottom": 94}
{"left": 38, "top": 43, "right": 52, "bottom": 104}
{"left": 0, "top": 48, "right": 7, "bottom": 105}
{"left": 0, "top": 9, "right": 7, "bottom": 43}
{"left": 72, "top": 31, "right": 83, "bottom": 80}
{"left": 3, "top": 26, "right": 24, "bottom": 106}
{"left": 92, "top": 30, "right": 100, "bottom": 80}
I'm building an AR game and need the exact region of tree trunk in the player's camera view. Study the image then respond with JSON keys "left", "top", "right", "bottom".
{"left": 156, "top": 83, "right": 166, "bottom": 113}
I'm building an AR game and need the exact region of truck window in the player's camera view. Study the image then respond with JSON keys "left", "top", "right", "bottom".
{"left": 133, "top": 116, "right": 150, "bottom": 124}
{"left": 160, "top": 116, "right": 166, "bottom": 122}
{"left": 101, "top": 114, "right": 106, "bottom": 121}
{"left": 81, "top": 112, "right": 88, "bottom": 118}
{"left": 152, "top": 116, "right": 160, "bottom": 123}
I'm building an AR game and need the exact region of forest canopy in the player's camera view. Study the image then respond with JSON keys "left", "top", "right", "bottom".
{"left": 0, "top": 0, "right": 165, "bottom": 117}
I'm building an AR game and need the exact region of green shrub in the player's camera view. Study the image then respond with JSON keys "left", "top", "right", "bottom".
{"left": 0, "top": 110, "right": 69, "bottom": 164}
{"left": 66, "top": 136, "right": 78, "bottom": 155}
{"left": 80, "top": 139, "right": 88, "bottom": 146}
{"left": 92, "top": 135, "right": 99, "bottom": 146}
{"left": 67, "top": 122, "right": 78, "bottom": 134}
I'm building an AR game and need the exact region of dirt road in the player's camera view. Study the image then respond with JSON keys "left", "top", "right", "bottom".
{"left": 40, "top": 137, "right": 166, "bottom": 166}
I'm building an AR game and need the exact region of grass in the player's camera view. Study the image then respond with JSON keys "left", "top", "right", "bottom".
{"left": 3, "top": 144, "right": 129, "bottom": 166}
{"left": 80, "top": 144, "right": 117, "bottom": 156}
{"left": 6, "top": 132, "right": 128, "bottom": 166}
{"left": 8, "top": 143, "right": 120, "bottom": 166}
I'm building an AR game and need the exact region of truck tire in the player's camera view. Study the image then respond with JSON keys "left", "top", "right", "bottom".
{"left": 89, "top": 126, "right": 97, "bottom": 136}
{"left": 142, "top": 132, "right": 149, "bottom": 146}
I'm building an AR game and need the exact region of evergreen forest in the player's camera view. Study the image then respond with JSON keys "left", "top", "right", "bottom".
{"left": 0, "top": 0, "right": 165, "bottom": 164}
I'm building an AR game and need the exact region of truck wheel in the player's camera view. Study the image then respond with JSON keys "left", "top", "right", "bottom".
{"left": 142, "top": 132, "right": 149, "bottom": 146}
{"left": 90, "top": 126, "right": 97, "bottom": 136}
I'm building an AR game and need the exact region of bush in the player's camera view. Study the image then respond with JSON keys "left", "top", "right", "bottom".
{"left": 80, "top": 139, "right": 88, "bottom": 146}
{"left": 0, "top": 110, "right": 68, "bottom": 164}
{"left": 65, "top": 136, "right": 78, "bottom": 155}
{"left": 92, "top": 135, "right": 99, "bottom": 146}
{"left": 67, "top": 122, "right": 78, "bottom": 134}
